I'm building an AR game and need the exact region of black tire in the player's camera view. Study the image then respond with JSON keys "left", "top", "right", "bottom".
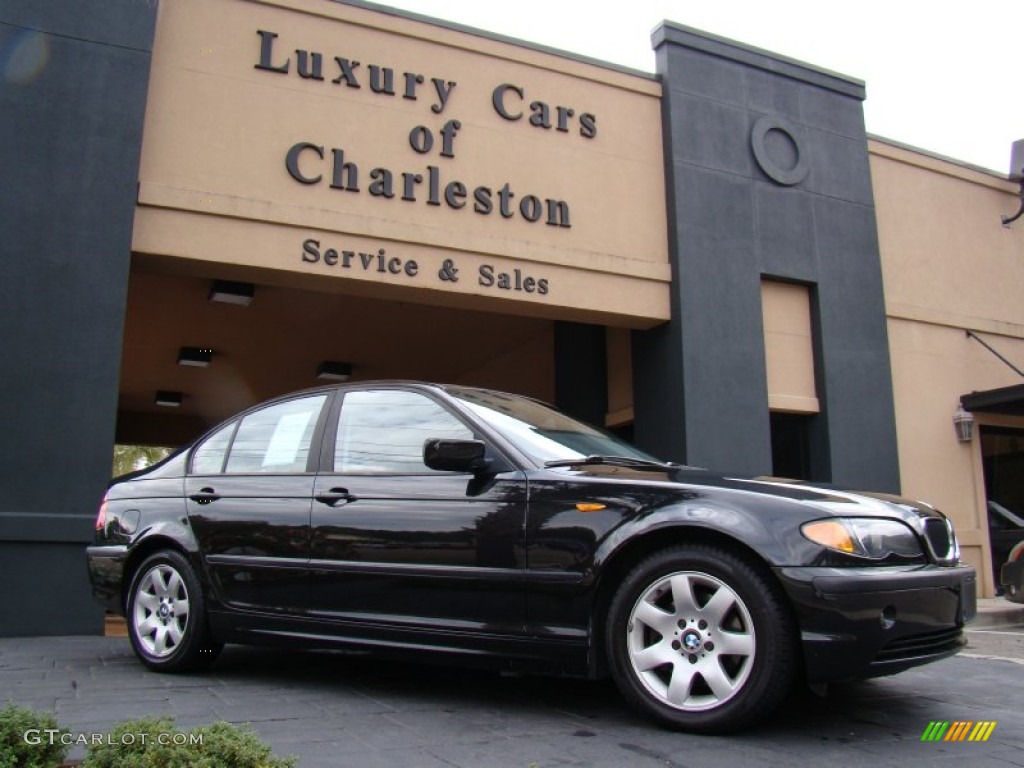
{"left": 606, "top": 545, "right": 796, "bottom": 733}
{"left": 126, "top": 550, "right": 223, "bottom": 672}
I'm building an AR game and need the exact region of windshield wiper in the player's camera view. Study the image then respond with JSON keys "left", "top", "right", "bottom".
{"left": 543, "top": 455, "right": 679, "bottom": 472}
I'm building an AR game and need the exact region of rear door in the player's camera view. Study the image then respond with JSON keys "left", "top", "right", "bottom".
{"left": 186, "top": 392, "right": 331, "bottom": 614}
{"left": 309, "top": 387, "right": 528, "bottom": 639}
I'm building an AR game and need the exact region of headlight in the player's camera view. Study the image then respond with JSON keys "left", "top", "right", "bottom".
{"left": 801, "top": 518, "right": 923, "bottom": 560}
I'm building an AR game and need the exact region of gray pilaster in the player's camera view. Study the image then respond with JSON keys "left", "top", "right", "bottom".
{"left": 634, "top": 23, "right": 900, "bottom": 490}
{"left": 0, "top": 0, "right": 157, "bottom": 635}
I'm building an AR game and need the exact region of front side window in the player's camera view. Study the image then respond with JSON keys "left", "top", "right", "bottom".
{"left": 334, "top": 390, "right": 473, "bottom": 473}
{"left": 225, "top": 395, "right": 327, "bottom": 474}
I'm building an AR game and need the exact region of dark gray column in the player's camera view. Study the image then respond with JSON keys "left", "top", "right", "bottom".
{"left": 634, "top": 24, "right": 900, "bottom": 491}
{"left": 0, "top": 0, "right": 157, "bottom": 635}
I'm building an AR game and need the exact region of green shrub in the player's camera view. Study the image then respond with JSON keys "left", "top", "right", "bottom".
{"left": 0, "top": 702, "right": 69, "bottom": 768}
{"left": 80, "top": 716, "right": 294, "bottom": 768}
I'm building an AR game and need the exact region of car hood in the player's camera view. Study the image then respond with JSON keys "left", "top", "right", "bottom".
{"left": 547, "top": 464, "right": 948, "bottom": 524}
{"left": 739, "top": 476, "right": 946, "bottom": 521}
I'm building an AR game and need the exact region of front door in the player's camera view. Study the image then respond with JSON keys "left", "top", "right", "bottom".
{"left": 309, "top": 387, "right": 527, "bottom": 640}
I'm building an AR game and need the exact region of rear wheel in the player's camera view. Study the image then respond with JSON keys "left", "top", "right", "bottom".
{"left": 127, "top": 550, "right": 222, "bottom": 672}
{"left": 606, "top": 545, "right": 796, "bottom": 732}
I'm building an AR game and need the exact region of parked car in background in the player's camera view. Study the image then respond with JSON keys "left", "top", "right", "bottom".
{"left": 989, "top": 500, "right": 1024, "bottom": 603}
{"left": 87, "top": 382, "right": 976, "bottom": 732}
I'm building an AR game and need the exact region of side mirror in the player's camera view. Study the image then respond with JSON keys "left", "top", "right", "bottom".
{"left": 423, "top": 438, "right": 488, "bottom": 473}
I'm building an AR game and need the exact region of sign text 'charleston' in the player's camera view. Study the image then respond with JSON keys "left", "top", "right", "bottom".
{"left": 256, "top": 30, "right": 599, "bottom": 228}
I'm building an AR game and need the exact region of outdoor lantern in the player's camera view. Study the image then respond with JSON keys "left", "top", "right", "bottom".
{"left": 1000, "top": 138, "right": 1024, "bottom": 226}
{"left": 954, "top": 402, "right": 975, "bottom": 443}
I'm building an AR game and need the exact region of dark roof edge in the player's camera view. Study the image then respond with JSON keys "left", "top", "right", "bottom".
{"left": 652, "top": 21, "right": 864, "bottom": 100}
{"left": 868, "top": 134, "right": 1007, "bottom": 179}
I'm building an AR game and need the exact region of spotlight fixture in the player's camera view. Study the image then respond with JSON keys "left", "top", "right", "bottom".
{"left": 1000, "top": 138, "right": 1024, "bottom": 226}
{"left": 177, "top": 346, "right": 213, "bottom": 367}
{"left": 209, "top": 279, "right": 254, "bottom": 306}
{"left": 316, "top": 361, "right": 352, "bottom": 381}
{"left": 155, "top": 391, "right": 183, "bottom": 407}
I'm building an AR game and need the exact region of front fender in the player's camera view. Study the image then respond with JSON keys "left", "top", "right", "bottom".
{"left": 593, "top": 495, "right": 822, "bottom": 571}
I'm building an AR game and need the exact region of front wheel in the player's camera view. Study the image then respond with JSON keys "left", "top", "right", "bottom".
{"left": 126, "top": 550, "right": 222, "bottom": 672}
{"left": 606, "top": 545, "right": 796, "bottom": 732}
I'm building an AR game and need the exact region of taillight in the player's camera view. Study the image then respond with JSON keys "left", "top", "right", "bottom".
{"left": 95, "top": 497, "right": 108, "bottom": 533}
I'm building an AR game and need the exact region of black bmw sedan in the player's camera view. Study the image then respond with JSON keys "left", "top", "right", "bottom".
{"left": 87, "top": 382, "right": 976, "bottom": 732}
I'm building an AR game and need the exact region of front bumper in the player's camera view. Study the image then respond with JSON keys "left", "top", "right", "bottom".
{"left": 86, "top": 544, "right": 129, "bottom": 614}
{"left": 775, "top": 564, "right": 976, "bottom": 684}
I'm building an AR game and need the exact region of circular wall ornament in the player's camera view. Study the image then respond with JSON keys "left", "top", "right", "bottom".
{"left": 750, "top": 116, "right": 808, "bottom": 186}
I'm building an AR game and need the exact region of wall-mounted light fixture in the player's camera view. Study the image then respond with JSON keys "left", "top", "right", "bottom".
{"left": 316, "top": 361, "right": 352, "bottom": 381}
{"left": 155, "top": 391, "right": 183, "bottom": 407}
{"left": 209, "top": 280, "right": 254, "bottom": 306}
{"left": 1000, "top": 138, "right": 1024, "bottom": 226}
{"left": 954, "top": 401, "right": 975, "bottom": 443}
{"left": 177, "top": 346, "right": 213, "bottom": 367}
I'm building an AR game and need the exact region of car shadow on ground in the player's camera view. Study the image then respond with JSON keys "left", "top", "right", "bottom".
{"left": 200, "top": 643, "right": 961, "bottom": 744}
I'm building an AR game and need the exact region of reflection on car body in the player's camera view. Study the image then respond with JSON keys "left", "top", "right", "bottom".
{"left": 87, "top": 382, "right": 976, "bottom": 732}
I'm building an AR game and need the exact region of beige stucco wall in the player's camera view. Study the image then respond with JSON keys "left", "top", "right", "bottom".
{"left": 761, "top": 281, "right": 818, "bottom": 414}
{"left": 132, "top": 0, "right": 669, "bottom": 328}
{"left": 871, "top": 139, "right": 1024, "bottom": 594}
{"left": 606, "top": 327, "right": 634, "bottom": 427}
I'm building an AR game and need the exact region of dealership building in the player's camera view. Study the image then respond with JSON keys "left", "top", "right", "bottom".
{"left": 2, "top": 0, "right": 1022, "bottom": 636}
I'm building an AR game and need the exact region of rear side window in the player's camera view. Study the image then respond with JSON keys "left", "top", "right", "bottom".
{"left": 225, "top": 395, "right": 327, "bottom": 474}
{"left": 190, "top": 422, "right": 235, "bottom": 475}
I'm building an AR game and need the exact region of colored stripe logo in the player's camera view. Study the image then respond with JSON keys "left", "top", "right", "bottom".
{"left": 921, "top": 721, "right": 996, "bottom": 742}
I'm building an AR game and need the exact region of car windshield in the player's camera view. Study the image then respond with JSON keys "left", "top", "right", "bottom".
{"left": 445, "top": 386, "right": 660, "bottom": 466}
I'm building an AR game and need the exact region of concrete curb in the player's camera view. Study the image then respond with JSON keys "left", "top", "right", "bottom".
{"left": 971, "top": 597, "right": 1024, "bottom": 629}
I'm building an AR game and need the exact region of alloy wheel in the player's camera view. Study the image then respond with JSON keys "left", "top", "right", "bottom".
{"left": 626, "top": 570, "right": 756, "bottom": 712}
{"left": 132, "top": 563, "right": 191, "bottom": 658}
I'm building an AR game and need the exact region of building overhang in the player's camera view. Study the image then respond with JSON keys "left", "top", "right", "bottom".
{"left": 962, "top": 384, "right": 1024, "bottom": 417}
